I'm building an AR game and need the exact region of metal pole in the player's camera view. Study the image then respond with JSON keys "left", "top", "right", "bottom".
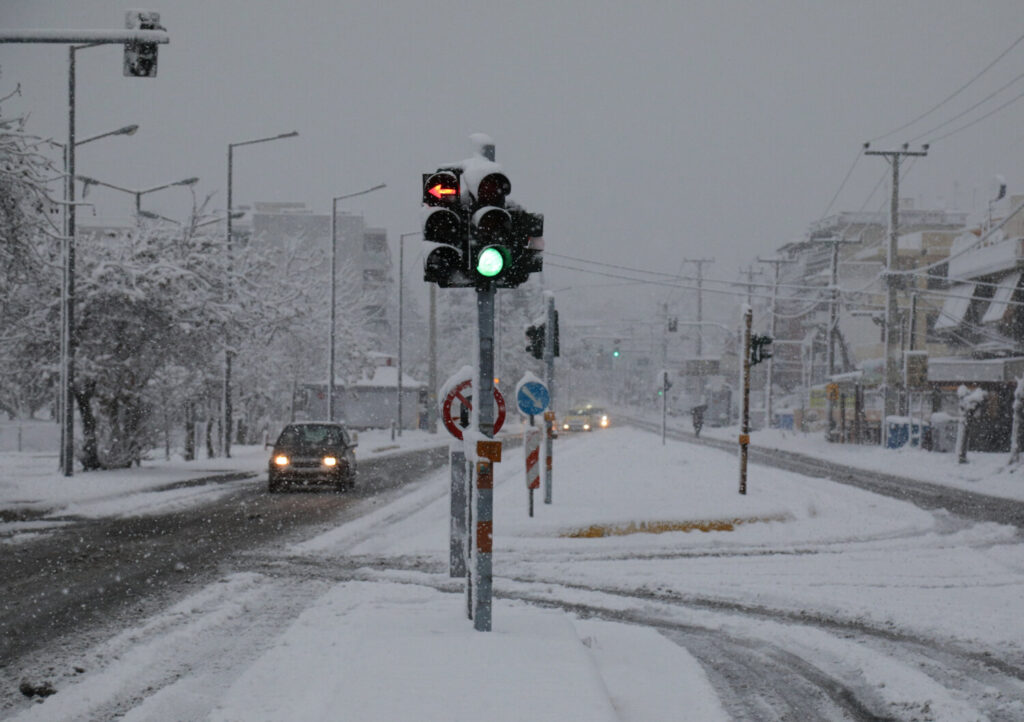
{"left": 224, "top": 144, "right": 234, "bottom": 458}
{"left": 328, "top": 198, "right": 337, "bottom": 421}
{"left": 661, "top": 370, "right": 668, "bottom": 445}
{"left": 739, "top": 307, "right": 752, "bottom": 495}
{"left": 543, "top": 294, "right": 555, "bottom": 504}
{"left": 395, "top": 233, "right": 403, "bottom": 434}
{"left": 474, "top": 282, "right": 496, "bottom": 631}
{"left": 428, "top": 284, "right": 438, "bottom": 433}
{"left": 62, "top": 45, "right": 76, "bottom": 476}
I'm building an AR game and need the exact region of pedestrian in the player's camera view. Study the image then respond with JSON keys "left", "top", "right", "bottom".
{"left": 691, "top": 404, "right": 706, "bottom": 437}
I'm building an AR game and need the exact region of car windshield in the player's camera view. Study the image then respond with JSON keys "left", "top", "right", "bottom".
{"left": 276, "top": 424, "right": 344, "bottom": 447}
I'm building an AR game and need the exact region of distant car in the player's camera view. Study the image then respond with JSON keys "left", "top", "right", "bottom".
{"left": 561, "top": 406, "right": 610, "bottom": 432}
{"left": 268, "top": 422, "right": 358, "bottom": 493}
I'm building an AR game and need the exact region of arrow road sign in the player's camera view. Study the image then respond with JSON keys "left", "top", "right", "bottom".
{"left": 516, "top": 381, "right": 550, "bottom": 416}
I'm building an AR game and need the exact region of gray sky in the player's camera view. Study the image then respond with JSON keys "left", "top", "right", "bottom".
{"left": 3, "top": 0, "right": 1023, "bottom": 324}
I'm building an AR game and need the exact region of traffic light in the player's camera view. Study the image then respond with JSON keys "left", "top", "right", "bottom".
{"left": 612, "top": 339, "right": 621, "bottom": 358}
{"left": 524, "top": 312, "right": 559, "bottom": 360}
{"left": 422, "top": 157, "right": 544, "bottom": 289}
{"left": 497, "top": 209, "right": 544, "bottom": 288}
{"left": 526, "top": 324, "right": 545, "bottom": 359}
{"left": 750, "top": 334, "right": 773, "bottom": 366}
{"left": 467, "top": 170, "right": 513, "bottom": 286}
{"left": 422, "top": 169, "right": 471, "bottom": 287}
{"left": 123, "top": 10, "right": 163, "bottom": 78}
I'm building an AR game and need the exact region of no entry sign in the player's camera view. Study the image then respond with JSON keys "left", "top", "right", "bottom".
{"left": 442, "top": 378, "right": 506, "bottom": 440}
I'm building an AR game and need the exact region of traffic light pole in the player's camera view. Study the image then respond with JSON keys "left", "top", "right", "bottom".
{"left": 739, "top": 307, "right": 752, "bottom": 495}
{"left": 543, "top": 294, "right": 556, "bottom": 504}
{"left": 473, "top": 282, "right": 497, "bottom": 632}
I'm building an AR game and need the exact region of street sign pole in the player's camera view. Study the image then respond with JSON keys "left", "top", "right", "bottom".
{"left": 543, "top": 294, "right": 556, "bottom": 504}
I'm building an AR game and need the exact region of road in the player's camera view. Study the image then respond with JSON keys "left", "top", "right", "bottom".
{"left": 0, "top": 447, "right": 447, "bottom": 681}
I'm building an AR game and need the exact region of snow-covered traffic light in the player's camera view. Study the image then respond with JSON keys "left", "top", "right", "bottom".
{"left": 422, "top": 156, "right": 544, "bottom": 289}
{"left": 526, "top": 324, "right": 545, "bottom": 359}
{"left": 422, "top": 170, "right": 470, "bottom": 287}
{"left": 123, "top": 10, "right": 163, "bottom": 78}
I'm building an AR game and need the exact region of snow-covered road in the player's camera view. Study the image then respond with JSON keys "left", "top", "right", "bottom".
{"left": 5, "top": 426, "right": 1024, "bottom": 721}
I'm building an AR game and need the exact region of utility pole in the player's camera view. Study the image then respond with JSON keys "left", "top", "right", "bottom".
{"left": 756, "top": 256, "right": 796, "bottom": 429}
{"left": 812, "top": 237, "right": 855, "bottom": 440}
{"left": 864, "top": 143, "right": 928, "bottom": 428}
{"left": 684, "top": 258, "right": 714, "bottom": 402}
{"left": 738, "top": 265, "right": 762, "bottom": 307}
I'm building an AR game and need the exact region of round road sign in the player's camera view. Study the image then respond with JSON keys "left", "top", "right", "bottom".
{"left": 442, "top": 379, "right": 506, "bottom": 440}
{"left": 516, "top": 381, "right": 550, "bottom": 416}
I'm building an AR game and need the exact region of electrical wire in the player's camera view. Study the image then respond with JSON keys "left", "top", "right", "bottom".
{"left": 908, "top": 69, "right": 1024, "bottom": 143}
{"left": 925, "top": 84, "right": 1024, "bottom": 144}
{"left": 869, "top": 30, "right": 1024, "bottom": 143}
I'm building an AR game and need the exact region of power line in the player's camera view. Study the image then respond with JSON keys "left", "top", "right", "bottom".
{"left": 908, "top": 68, "right": 1024, "bottom": 143}
{"left": 925, "top": 84, "right": 1024, "bottom": 144}
{"left": 869, "top": 30, "right": 1024, "bottom": 143}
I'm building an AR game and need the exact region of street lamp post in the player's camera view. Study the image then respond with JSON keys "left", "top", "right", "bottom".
{"left": 224, "top": 131, "right": 299, "bottom": 457}
{"left": 77, "top": 174, "right": 199, "bottom": 216}
{"left": 397, "top": 231, "right": 421, "bottom": 436}
{"left": 50, "top": 123, "right": 138, "bottom": 473}
{"left": 327, "top": 183, "right": 387, "bottom": 421}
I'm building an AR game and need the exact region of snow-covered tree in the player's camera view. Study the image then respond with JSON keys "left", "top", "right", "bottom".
{"left": 0, "top": 85, "right": 63, "bottom": 419}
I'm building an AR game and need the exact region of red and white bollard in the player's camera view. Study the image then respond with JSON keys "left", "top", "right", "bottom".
{"left": 525, "top": 428, "right": 541, "bottom": 516}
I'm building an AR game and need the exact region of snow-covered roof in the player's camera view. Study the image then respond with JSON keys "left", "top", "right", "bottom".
{"left": 350, "top": 365, "right": 424, "bottom": 389}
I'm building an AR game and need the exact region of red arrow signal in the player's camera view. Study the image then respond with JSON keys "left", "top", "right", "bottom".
{"left": 429, "top": 184, "right": 457, "bottom": 200}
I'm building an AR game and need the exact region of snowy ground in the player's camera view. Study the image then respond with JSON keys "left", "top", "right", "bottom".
{"left": 3, "top": 423, "right": 1024, "bottom": 720}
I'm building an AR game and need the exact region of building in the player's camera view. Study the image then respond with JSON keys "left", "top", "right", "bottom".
{"left": 769, "top": 201, "right": 967, "bottom": 432}
{"left": 243, "top": 202, "right": 394, "bottom": 342}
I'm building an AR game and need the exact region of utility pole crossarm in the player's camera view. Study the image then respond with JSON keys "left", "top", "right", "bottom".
{"left": 0, "top": 30, "right": 169, "bottom": 44}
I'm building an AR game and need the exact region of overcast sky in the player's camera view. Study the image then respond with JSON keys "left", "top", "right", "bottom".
{"left": 3, "top": 0, "right": 1023, "bottom": 326}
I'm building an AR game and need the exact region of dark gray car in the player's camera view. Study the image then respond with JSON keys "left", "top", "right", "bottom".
{"left": 268, "top": 422, "right": 358, "bottom": 492}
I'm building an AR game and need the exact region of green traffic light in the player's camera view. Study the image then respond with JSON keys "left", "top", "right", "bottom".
{"left": 476, "top": 246, "right": 505, "bottom": 278}
{"left": 612, "top": 350, "right": 620, "bottom": 358}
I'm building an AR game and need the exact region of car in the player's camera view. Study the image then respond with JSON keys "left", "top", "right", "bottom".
{"left": 267, "top": 422, "right": 358, "bottom": 493}
{"left": 561, "top": 405, "right": 610, "bottom": 432}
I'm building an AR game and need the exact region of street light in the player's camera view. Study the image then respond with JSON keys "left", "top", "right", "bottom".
{"left": 223, "top": 130, "right": 299, "bottom": 458}
{"left": 50, "top": 123, "right": 139, "bottom": 473}
{"left": 327, "top": 183, "right": 388, "bottom": 422}
{"left": 49, "top": 123, "right": 138, "bottom": 151}
{"left": 77, "top": 174, "right": 198, "bottom": 215}
{"left": 397, "top": 230, "right": 421, "bottom": 436}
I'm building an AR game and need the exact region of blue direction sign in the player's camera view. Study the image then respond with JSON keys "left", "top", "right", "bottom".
{"left": 516, "top": 381, "right": 550, "bottom": 416}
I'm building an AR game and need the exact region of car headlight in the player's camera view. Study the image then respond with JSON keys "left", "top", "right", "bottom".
{"left": 274, "top": 455, "right": 289, "bottom": 467}
{"left": 562, "top": 423, "right": 569, "bottom": 430}
{"left": 583, "top": 423, "right": 591, "bottom": 430}
{"left": 600, "top": 416, "right": 609, "bottom": 427}
{"left": 322, "top": 456, "right": 338, "bottom": 467}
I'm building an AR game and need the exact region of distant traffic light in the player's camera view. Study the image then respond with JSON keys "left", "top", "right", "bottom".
{"left": 612, "top": 339, "right": 621, "bottom": 358}
{"left": 525, "top": 312, "right": 559, "bottom": 360}
{"left": 123, "top": 10, "right": 163, "bottom": 78}
{"left": 526, "top": 324, "right": 545, "bottom": 359}
{"left": 750, "top": 334, "right": 773, "bottom": 366}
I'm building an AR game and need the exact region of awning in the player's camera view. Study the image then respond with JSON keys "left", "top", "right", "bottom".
{"left": 934, "top": 283, "right": 976, "bottom": 330}
{"left": 981, "top": 271, "right": 1021, "bottom": 324}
